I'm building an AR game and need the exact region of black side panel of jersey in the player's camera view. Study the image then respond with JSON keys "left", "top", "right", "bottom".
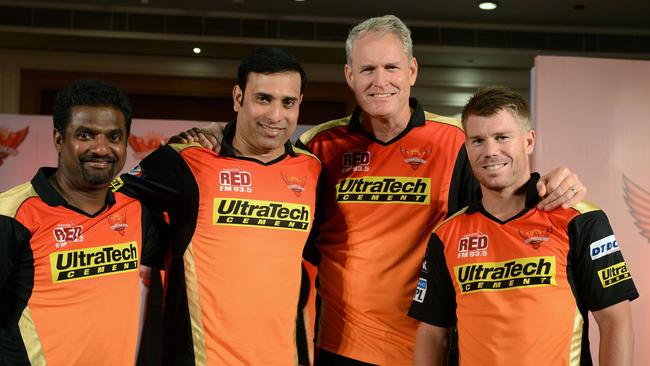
{"left": 447, "top": 144, "right": 480, "bottom": 217}
{"left": 137, "top": 269, "right": 164, "bottom": 366}
{"left": 302, "top": 169, "right": 324, "bottom": 266}
{"left": 140, "top": 204, "right": 167, "bottom": 269}
{"left": 118, "top": 145, "right": 202, "bottom": 365}
{"left": 407, "top": 234, "right": 457, "bottom": 327}
{"left": 0, "top": 216, "right": 33, "bottom": 365}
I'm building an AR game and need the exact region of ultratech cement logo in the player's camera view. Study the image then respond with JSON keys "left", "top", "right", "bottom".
{"left": 336, "top": 176, "right": 430, "bottom": 204}
{"left": 219, "top": 168, "right": 252, "bottom": 193}
{"left": 213, "top": 198, "right": 310, "bottom": 231}
{"left": 598, "top": 262, "right": 631, "bottom": 288}
{"left": 454, "top": 256, "right": 556, "bottom": 294}
{"left": 50, "top": 242, "right": 139, "bottom": 283}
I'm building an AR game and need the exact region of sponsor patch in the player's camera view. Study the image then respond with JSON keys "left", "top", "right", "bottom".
{"left": 598, "top": 262, "right": 631, "bottom": 288}
{"left": 213, "top": 198, "right": 310, "bottom": 231}
{"left": 590, "top": 235, "right": 619, "bottom": 260}
{"left": 110, "top": 177, "right": 124, "bottom": 192}
{"left": 457, "top": 233, "right": 488, "bottom": 259}
{"left": 454, "top": 256, "right": 556, "bottom": 294}
{"left": 53, "top": 224, "right": 84, "bottom": 248}
{"left": 219, "top": 168, "right": 252, "bottom": 193}
{"left": 413, "top": 278, "right": 427, "bottom": 303}
{"left": 342, "top": 150, "right": 370, "bottom": 173}
{"left": 50, "top": 242, "right": 139, "bottom": 283}
{"left": 400, "top": 146, "right": 431, "bottom": 170}
{"left": 421, "top": 260, "right": 429, "bottom": 273}
{"left": 336, "top": 176, "right": 430, "bottom": 204}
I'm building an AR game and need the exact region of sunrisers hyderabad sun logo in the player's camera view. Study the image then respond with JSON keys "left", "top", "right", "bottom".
{"left": 107, "top": 212, "right": 128, "bottom": 236}
{"left": 0, "top": 127, "right": 29, "bottom": 166}
{"left": 128, "top": 132, "right": 167, "bottom": 160}
{"left": 400, "top": 146, "right": 431, "bottom": 170}
{"left": 518, "top": 227, "right": 553, "bottom": 249}
{"left": 281, "top": 173, "right": 306, "bottom": 196}
{"left": 623, "top": 175, "right": 650, "bottom": 243}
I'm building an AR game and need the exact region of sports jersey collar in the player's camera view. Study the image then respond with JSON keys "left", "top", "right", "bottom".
{"left": 31, "top": 167, "right": 116, "bottom": 209}
{"left": 466, "top": 173, "right": 541, "bottom": 222}
{"left": 347, "top": 97, "right": 425, "bottom": 144}
{"left": 219, "top": 118, "right": 298, "bottom": 163}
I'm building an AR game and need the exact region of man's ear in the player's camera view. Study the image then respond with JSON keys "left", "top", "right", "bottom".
{"left": 232, "top": 85, "right": 243, "bottom": 112}
{"left": 526, "top": 129, "right": 536, "bottom": 154}
{"left": 53, "top": 129, "right": 64, "bottom": 153}
{"left": 344, "top": 63, "right": 354, "bottom": 89}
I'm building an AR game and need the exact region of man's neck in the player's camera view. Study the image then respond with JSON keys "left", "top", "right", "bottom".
{"left": 480, "top": 183, "right": 528, "bottom": 221}
{"left": 360, "top": 107, "right": 413, "bottom": 143}
{"left": 231, "top": 136, "right": 284, "bottom": 163}
{"left": 49, "top": 173, "right": 109, "bottom": 215}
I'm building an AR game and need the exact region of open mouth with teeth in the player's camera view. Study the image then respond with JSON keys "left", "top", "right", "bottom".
{"left": 258, "top": 122, "right": 285, "bottom": 136}
{"left": 483, "top": 162, "right": 508, "bottom": 171}
{"left": 369, "top": 92, "right": 397, "bottom": 98}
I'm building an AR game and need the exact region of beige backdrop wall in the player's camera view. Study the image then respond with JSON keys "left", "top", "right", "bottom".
{"left": 533, "top": 56, "right": 650, "bottom": 365}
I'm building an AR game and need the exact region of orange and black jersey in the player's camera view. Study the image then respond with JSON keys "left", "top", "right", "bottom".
{"left": 297, "top": 98, "right": 479, "bottom": 365}
{"left": 113, "top": 119, "right": 322, "bottom": 366}
{"left": 409, "top": 173, "right": 639, "bottom": 366}
{"left": 0, "top": 167, "right": 161, "bottom": 366}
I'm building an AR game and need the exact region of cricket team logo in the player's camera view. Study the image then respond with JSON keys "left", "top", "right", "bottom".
{"left": 518, "top": 227, "right": 553, "bottom": 249}
{"left": 342, "top": 150, "right": 370, "bottom": 173}
{"left": 623, "top": 175, "right": 650, "bottom": 243}
{"left": 219, "top": 168, "right": 252, "bottom": 193}
{"left": 0, "top": 127, "right": 29, "bottom": 166}
{"left": 128, "top": 132, "right": 167, "bottom": 160}
{"left": 281, "top": 173, "right": 306, "bottom": 196}
{"left": 108, "top": 212, "right": 128, "bottom": 236}
{"left": 400, "top": 146, "right": 431, "bottom": 170}
{"left": 53, "top": 224, "right": 84, "bottom": 248}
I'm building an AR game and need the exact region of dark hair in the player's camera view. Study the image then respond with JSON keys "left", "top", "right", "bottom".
{"left": 461, "top": 85, "right": 531, "bottom": 131}
{"left": 237, "top": 47, "right": 307, "bottom": 93}
{"left": 53, "top": 79, "right": 133, "bottom": 137}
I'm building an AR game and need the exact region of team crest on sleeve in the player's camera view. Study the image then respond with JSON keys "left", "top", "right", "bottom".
{"left": 590, "top": 235, "right": 619, "bottom": 260}
{"left": 413, "top": 278, "right": 428, "bottom": 303}
{"left": 400, "top": 146, "right": 431, "bottom": 170}
{"left": 128, "top": 164, "right": 142, "bottom": 177}
{"left": 219, "top": 168, "right": 252, "bottom": 193}
{"left": 342, "top": 150, "right": 370, "bottom": 173}
{"left": 281, "top": 173, "right": 306, "bottom": 196}
{"left": 518, "top": 227, "right": 553, "bottom": 249}
{"left": 457, "top": 233, "right": 488, "bottom": 259}
{"left": 107, "top": 211, "right": 128, "bottom": 236}
{"left": 53, "top": 224, "right": 84, "bottom": 248}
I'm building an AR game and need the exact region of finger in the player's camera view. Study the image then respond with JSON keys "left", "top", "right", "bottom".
{"left": 538, "top": 175, "right": 582, "bottom": 211}
{"left": 536, "top": 180, "right": 548, "bottom": 198}
{"left": 561, "top": 186, "right": 586, "bottom": 209}
{"left": 203, "top": 132, "right": 219, "bottom": 150}
{"left": 166, "top": 134, "right": 187, "bottom": 144}
{"left": 197, "top": 133, "right": 214, "bottom": 150}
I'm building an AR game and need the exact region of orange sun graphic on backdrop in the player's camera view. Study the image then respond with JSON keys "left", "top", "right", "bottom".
{"left": 623, "top": 175, "right": 650, "bottom": 243}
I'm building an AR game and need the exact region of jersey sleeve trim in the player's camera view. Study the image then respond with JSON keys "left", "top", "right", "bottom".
{"left": 433, "top": 206, "right": 469, "bottom": 233}
{"left": 0, "top": 182, "right": 38, "bottom": 218}
{"left": 298, "top": 117, "right": 351, "bottom": 145}
{"left": 292, "top": 146, "right": 322, "bottom": 163}
{"left": 423, "top": 111, "right": 464, "bottom": 132}
{"left": 167, "top": 142, "right": 203, "bottom": 153}
{"left": 571, "top": 200, "right": 600, "bottom": 214}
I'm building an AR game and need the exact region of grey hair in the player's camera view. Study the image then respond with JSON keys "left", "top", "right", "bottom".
{"left": 345, "top": 15, "right": 413, "bottom": 65}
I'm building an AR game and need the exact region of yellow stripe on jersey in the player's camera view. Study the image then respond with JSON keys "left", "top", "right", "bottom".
{"left": 298, "top": 116, "right": 351, "bottom": 145}
{"left": 424, "top": 111, "right": 463, "bottom": 131}
{"left": 569, "top": 308, "right": 584, "bottom": 365}
{"left": 571, "top": 200, "right": 600, "bottom": 214}
{"left": 0, "top": 181, "right": 38, "bottom": 217}
{"left": 18, "top": 307, "right": 47, "bottom": 366}
{"left": 184, "top": 243, "right": 207, "bottom": 366}
{"left": 168, "top": 142, "right": 203, "bottom": 153}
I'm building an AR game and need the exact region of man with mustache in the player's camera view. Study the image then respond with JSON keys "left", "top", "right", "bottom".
{"left": 409, "top": 86, "right": 637, "bottom": 365}
{"left": 0, "top": 79, "right": 162, "bottom": 365}
{"left": 112, "top": 47, "right": 322, "bottom": 365}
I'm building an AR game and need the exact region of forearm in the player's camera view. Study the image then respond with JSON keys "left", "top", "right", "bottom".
{"left": 595, "top": 301, "right": 634, "bottom": 366}
{"left": 413, "top": 323, "right": 449, "bottom": 366}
